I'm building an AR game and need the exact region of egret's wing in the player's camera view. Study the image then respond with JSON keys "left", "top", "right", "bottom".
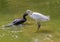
{"left": 30, "top": 12, "right": 43, "bottom": 20}
{"left": 29, "top": 12, "right": 50, "bottom": 22}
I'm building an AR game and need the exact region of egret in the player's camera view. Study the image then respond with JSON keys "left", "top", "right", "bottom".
{"left": 25, "top": 10, "right": 50, "bottom": 31}
{"left": 2, "top": 13, "right": 28, "bottom": 30}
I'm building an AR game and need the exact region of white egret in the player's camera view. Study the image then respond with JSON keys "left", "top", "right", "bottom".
{"left": 25, "top": 10, "right": 50, "bottom": 31}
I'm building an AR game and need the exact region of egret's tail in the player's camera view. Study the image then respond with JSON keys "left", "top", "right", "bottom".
{"left": 47, "top": 15, "right": 50, "bottom": 21}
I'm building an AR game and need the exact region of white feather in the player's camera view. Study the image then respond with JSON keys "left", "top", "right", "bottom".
{"left": 26, "top": 10, "right": 50, "bottom": 22}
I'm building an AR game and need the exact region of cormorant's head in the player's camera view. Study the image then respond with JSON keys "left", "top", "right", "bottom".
{"left": 23, "top": 12, "right": 28, "bottom": 18}
{"left": 23, "top": 13, "right": 28, "bottom": 16}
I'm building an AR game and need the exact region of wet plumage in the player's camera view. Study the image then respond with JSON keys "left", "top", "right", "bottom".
{"left": 13, "top": 13, "right": 28, "bottom": 25}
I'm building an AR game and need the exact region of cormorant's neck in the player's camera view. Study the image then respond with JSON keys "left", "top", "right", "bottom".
{"left": 23, "top": 15, "right": 27, "bottom": 20}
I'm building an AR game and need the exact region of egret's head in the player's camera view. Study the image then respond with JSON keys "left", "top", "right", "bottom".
{"left": 25, "top": 10, "right": 33, "bottom": 15}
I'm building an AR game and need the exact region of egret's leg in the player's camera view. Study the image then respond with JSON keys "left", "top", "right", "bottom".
{"left": 36, "top": 22, "right": 41, "bottom": 32}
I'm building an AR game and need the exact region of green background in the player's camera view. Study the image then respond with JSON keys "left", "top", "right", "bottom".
{"left": 0, "top": 0, "right": 60, "bottom": 42}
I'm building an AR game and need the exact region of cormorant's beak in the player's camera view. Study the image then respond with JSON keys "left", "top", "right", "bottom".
{"left": 26, "top": 13, "right": 28, "bottom": 15}
{"left": 24, "top": 12, "right": 28, "bottom": 16}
